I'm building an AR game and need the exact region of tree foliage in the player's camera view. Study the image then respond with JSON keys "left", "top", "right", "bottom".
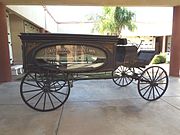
{"left": 92, "top": 7, "right": 136, "bottom": 36}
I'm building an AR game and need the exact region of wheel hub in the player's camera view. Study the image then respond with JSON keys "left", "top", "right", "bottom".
{"left": 121, "top": 72, "right": 126, "bottom": 76}
{"left": 43, "top": 83, "right": 51, "bottom": 92}
{"left": 150, "top": 81, "right": 158, "bottom": 86}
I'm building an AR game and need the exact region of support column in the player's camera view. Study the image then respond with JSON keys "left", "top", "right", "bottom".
{"left": 170, "top": 6, "right": 180, "bottom": 77}
{"left": 162, "top": 36, "right": 166, "bottom": 53}
{"left": 0, "top": 3, "right": 11, "bottom": 82}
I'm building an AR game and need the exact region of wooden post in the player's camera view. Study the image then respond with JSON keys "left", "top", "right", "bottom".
{"left": 170, "top": 6, "right": 180, "bottom": 77}
{"left": 0, "top": 3, "right": 12, "bottom": 82}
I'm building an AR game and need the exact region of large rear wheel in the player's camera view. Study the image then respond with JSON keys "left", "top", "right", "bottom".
{"left": 20, "top": 72, "right": 70, "bottom": 112}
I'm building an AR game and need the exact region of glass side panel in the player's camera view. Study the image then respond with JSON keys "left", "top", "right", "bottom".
{"left": 35, "top": 44, "right": 107, "bottom": 71}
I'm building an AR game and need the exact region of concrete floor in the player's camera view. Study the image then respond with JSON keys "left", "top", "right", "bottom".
{"left": 0, "top": 76, "right": 180, "bottom": 135}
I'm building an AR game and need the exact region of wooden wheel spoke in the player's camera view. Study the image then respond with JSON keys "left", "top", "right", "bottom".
{"left": 49, "top": 92, "right": 63, "bottom": 103}
{"left": 26, "top": 91, "right": 43, "bottom": 102}
{"left": 157, "top": 82, "right": 167, "bottom": 84}
{"left": 28, "top": 74, "right": 36, "bottom": 81}
{"left": 140, "top": 82, "right": 150, "bottom": 84}
{"left": 141, "top": 75, "right": 150, "bottom": 82}
{"left": 35, "top": 74, "right": 44, "bottom": 87}
{"left": 51, "top": 82, "right": 65, "bottom": 91}
{"left": 124, "top": 77, "right": 129, "bottom": 84}
{"left": 23, "top": 89, "right": 42, "bottom": 93}
{"left": 118, "top": 68, "right": 122, "bottom": 72}
{"left": 53, "top": 86, "right": 65, "bottom": 91}
{"left": 154, "top": 67, "right": 160, "bottom": 80}
{"left": 124, "top": 67, "right": 129, "bottom": 72}
{"left": 36, "top": 81, "right": 44, "bottom": 87}
{"left": 147, "top": 87, "right": 153, "bottom": 99}
{"left": 50, "top": 85, "right": 59, "bottom": 90}
{"left": 114, "top": 77, "right": 119, "bottom": 82}
{"left": 47, "top": 93, "right": 55, "bottom": 109}
{"left": 34, "top": 93, "right": 44, "bottom": 108}
{"left": 140, "top": 84, "right": 150, "bottom": 91}
{"left": 126, "top": 77, "right": 132, "bottom": 84}
{"left": 155, "top": 71, "right": 164, "bottom": 81}
{"left": 52, "top": 91, "right": 68, "bottom": 96}
{"left": 24, "top": 81, "right": 40, "bottom": 88}
{"left": 39, "top": 75, "right": 46, "bottom": 83}
{"left": 154, "top": 86, "right": 161, "bottom": 97}
{"left": 156, "top": 76, "right": 167, "bottom": 82}
{"left": 152, "top": 87, "right": 155, "bottom": 99}
{"left": 122, "top": 77, "right": 125, "bottom": 85}
{"left": 152, "top": 68, "right": 155, "bottom": 80}
{"left": 142, "top": 86, "right": 151, "bottom": 97}
{"left": 50, "top": 81, "right": 57, "bottom": 86}
{"left": 120, "top": 66, "right": 123, "bottom": 71}
{"left": 156, "top": 85, "right": 165, "bottom": 91}
{"left": 43, "top": 93, "right": 47, "bottom": 110}
{"left": 115, "top": 72, "right": 121, "bottom": 76}
{"left": 57, "top": 81, "right": 66, "bottom": 88}
{"left": 146, "top": 70, "right": 152, "bottom": 81}
{"left": 118, "top": 77, "right": 123, "bottom": 84}
{"left": 52, "top": 81, "right": 57, "bottom": 91}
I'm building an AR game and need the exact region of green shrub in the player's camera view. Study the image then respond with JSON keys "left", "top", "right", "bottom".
{"left": 151, "top": 53, "right": 166, "bottom": 64}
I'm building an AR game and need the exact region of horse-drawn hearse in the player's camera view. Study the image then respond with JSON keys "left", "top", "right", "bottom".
{"left": 19, "top": 33, "right": 168, "bottom": 111}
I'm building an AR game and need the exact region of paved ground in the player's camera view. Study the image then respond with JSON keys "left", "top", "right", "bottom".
{"left": 0, "top": 74, "right": 180, "bottom": 135}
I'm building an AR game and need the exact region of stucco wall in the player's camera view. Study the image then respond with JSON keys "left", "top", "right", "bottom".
{"left": 7, "top": 5, "right": 58, "bottom": 32}
{"left": 45, "top": 11, "right": 58, "bottom": 32}
{"left": 9, "top": 14, "right": 23, "bottom": 64}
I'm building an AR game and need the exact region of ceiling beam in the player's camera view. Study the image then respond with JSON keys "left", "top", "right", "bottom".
{"left": 0, "top": 0, "right": 180, "bottom": 6}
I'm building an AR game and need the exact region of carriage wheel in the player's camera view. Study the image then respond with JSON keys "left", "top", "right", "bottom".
{"left": 138, "top": 66, "right": 168, "bottom": 101}
{"left": 20, "top": 72, "right": 70, "bottom": 112}
{"left": 112, "top": 66, "right": 134, "bottom": 87}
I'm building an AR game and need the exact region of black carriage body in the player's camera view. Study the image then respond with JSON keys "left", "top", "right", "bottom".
{"left": 20, "top": 33, "right": 156, "bottom": 73}
{"left": 116, "top": 45, "right": 157, "bottom": 68}
{"left": 20, "top": 33, "right": 120, "bottom": 73}
{"left": 19, "top": 33, "right": 168, "bottom": 112}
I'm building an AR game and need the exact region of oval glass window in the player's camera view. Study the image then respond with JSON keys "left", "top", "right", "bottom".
{"left": 34, "top": 44, "right": 107, "bottom": 72}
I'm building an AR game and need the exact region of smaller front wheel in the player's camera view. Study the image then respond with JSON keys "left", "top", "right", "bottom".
{"left": 138, "top": 66, "right": 168, "bottom": 101}
{"left": 112, "top": 66, "right": 134, "bottom": 87}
